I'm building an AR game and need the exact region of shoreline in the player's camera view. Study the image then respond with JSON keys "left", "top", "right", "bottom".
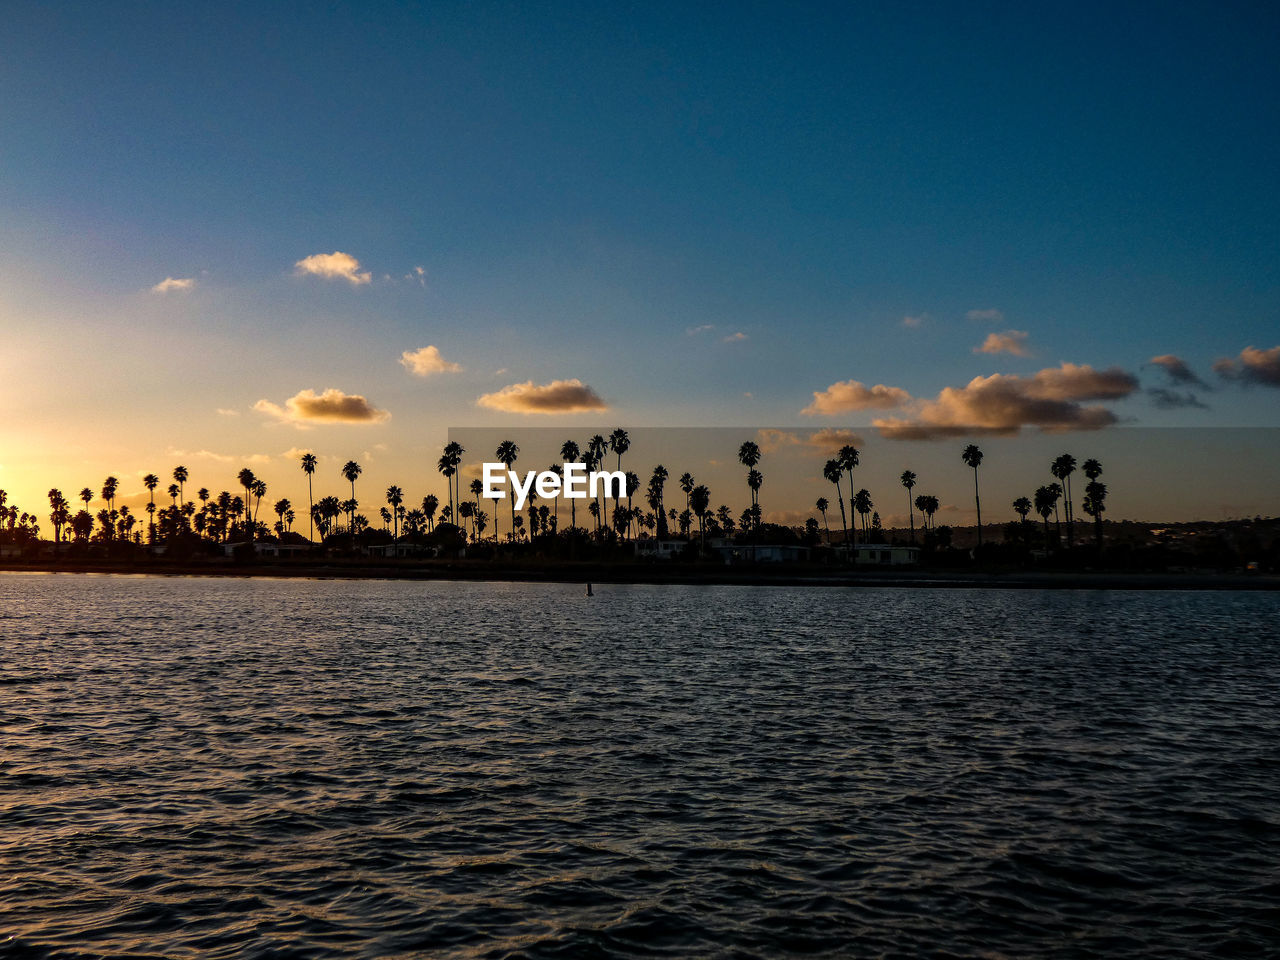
{"left": 2, "top": 559, "right": 1276, "bottom": 591}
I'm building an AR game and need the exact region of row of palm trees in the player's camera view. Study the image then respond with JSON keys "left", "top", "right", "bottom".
{"left": 6, "top": 434, "right": 1111, "bottom": 557}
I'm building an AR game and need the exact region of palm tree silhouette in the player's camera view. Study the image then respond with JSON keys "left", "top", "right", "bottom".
{"left": 690, "top": 483, "right": 711, "bottom": 552}
{"left": 609, "top": 428, "right": 630, "bottom": 473}
{"left": 962, "top": 444, "right": 984, "bottom": 548}
{"left": 173, "top": 465, "right": 188, "bottom": 508}
{"left": 854, "top": 488, "right": 873, "bottom": 541}
{"left": 587, "top": 435, "right": 607, "bottom": 541}
{"left": 1082, "top": 459, "right": 1105, "bottom": 549}
{"left": 560, "top": 440, "right": 581, "bottom": 531}
{"left": 1051, "top": 454, "right": 1077, "bottom": 547}
{"left": 822, "top": 459, "right": 849, "bottom": 551}
{"left": 341, "top": 461, "right": 361, "bottom": 546}
{"left": 386, "top": 485, "right": 403, "bottom": 541}
{"left": 837, "top": 445, "right": 859, "bottom": 546}
{"left": 422, "top": 494, "right": 439, "bottom": 532}
{"left": 1013, "top": 496, "right": 1032, "bottom": 544}
{"left": 1034, "top": 485, "right": 1055, "bottom": 549}
{"left": 650, "top": 465, "right": 669, "bottom": 538}
{"left": 900, "top": 470, "right": 918, "bottom": 544}
{"left": 679, "top": 472, "right": 695, "bottom": 516}
{"left": 442, "top": 441, "right": 464, "bottom": 523}
{"left": 816, "top": 497, "right": 830, "bottom": 544}
{"left": 143, "top": 474, "right": 159, "bottom": 543}
{"left": 495, "top": 440, "right": 519, "bottom": 543}
{"left": 301, "top": 453, "right": 318, "bottom": 543}
{"left": 237, "top": 468, "right": 256, "bottom": 539}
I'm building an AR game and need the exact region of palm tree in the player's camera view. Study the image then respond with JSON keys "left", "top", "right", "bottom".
{"left": 918, "top": 495, "right": 939, "bottom": 533}
{"left": 1047, "top": 481, "right": 1063, "bottom": 541}
{"left": 442, "top": 441, "right": 464, "bottom": 522}
{"left": 837, "top": 445, "right": 859, "bottom": 546}
{"left": 738, "top": 441, "right": 762, "bottom": 539}
{"left": 853, "top": 488, "right": 873, "bottom": 540}
{"left": 586, "top": 435, "right": 607, "bottom": 540}
{"left": 1034, "top": 485, "right": 1056, "bottom": 549}
{"left": 550, "top": 441, "right": 577, "bottom": 531}
{"left": 816, "top": 497, "right": 830, "bottom": 544}
{"left": 275, "top": 498, "right": 291, "bottom": 536}
{"left": 341, "top": 461, "right": 361, "bottom": 544}
{"left": 301, "top": 452, "right": 318, "bottom": 543}
{"left": 495, "top": 440, "right": 519, "bottom": 543}
{"left": 237, "top": 468, "right": 256, "bottom": 538}
{"left": 102, "top": 476, "right": 119, "bottom": 515}
{"left": 650, "top": 465, "right": 669, "bottom": 538}
{"left": 173, "top": 465, "right": 189, "bottom": 508}
{"left": 422, "top": 494, "right": 439, "bottom": 532}
{"left": 80, "top": 487, "right": 93, "bottom": 529}
{"left": 1051, "top": 454, "right": 1077, "bottom": 546}
{"left": 962, "top": 444, "right": 984, "bottom": 548}
{"left": 384, "top": 485, "right": 403, "bottom": 540}
{"left": 251, "top": 479, "right": 267, "bottom": 524}
{"left": 1013, "top": 496, "right": 1032, "bottom": 544}
{"left": 679, "top": 472, "right": 695, "bottom": 514}
{"left": 143, "top": 474, "right": 159, "bottom": 542}
{"left": 690, "top": 483, "right": 711, "bottom": 552}
{"left": 609, "top": 428, "right": 630, "bottom": 473}
{"left": 1083, "top": 479, "right": 1107, "bottom": 551}
{"left": 900, "top": 470, "right": 918, "bottom": 544}
{"left": 823, "top": 459, "right": 849, "bottom": 551}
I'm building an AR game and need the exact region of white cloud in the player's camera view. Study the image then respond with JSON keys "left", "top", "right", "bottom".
{"left": 294, "top": 251, "right": 372, "bottom": 285}
{"left": 723, "top": 331, "right": 748, "bottom": 343}
{"left": 902, "top": 314, "right": 926, "bottom": 328}
{"left": 400, "top": 345, "right": 462, "bottom": 377}
{"left": 686, "top": 324, "right": 715, "bottom": 336}
{"left": 151, "top": 277, "right": 196, "bottom": 294}
{"left": 215, "top": 408, "right": 240, "bottom": 417}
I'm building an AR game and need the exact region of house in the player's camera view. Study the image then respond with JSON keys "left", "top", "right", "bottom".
{"left": 365, "top": 542, "right": 438, "bottom": 559}
{"left": 633, "top": 538, "right": 689, "bottom": 560}
{"left": 222, "top": 540, "right": 311, "bottom": 559}
{"left": 849, "top": 543, "right": 920, "bottom": 566}
{"left": 710, "top": 541, "right": 811, "bottom": 564}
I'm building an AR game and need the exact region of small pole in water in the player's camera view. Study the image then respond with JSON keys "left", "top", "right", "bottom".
{"left": 586, "top": 582, "right": 593, "bottom": 596}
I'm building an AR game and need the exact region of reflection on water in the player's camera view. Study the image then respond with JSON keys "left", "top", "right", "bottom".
{"left": 1, "top": 574, "right": 1278, "bottom": 958}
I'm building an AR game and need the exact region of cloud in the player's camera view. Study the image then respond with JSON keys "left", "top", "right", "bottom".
{"left": 215, "top": 408, "right": 240, "bottom": 417}
{"left": 165, "top": 448, "right": 271, "bottom": 465}
{"left": 1213, "top": 345, "right": 1280, "bottom": 387}
{"left": 806, "top": 428, "right": 866, "bottom": 452}
{"left": 871, "top": 363, "right": 1138, "bottom": 440}
{"left": 966, "top": 308, "right": 1004, "bottom": 323}
{"left": 254, "top": 388, "right": 391, "bottom": 426}
{"left": 476, "top": 379, "right": 608, "bottom": 414}
{"left": 1149, "top": 354, "right": 1207, "bottom": 388}
{"left": 975, "top": 330, "right": 1030, "bottom": 357}
{"left": 282, "top": 447, "right": 315, "bottom": 460}
{"left": 755, "top": 429, "right": 803, "bottom": 455}
{"left": 686, "top": 324, "right": 715, "bottom": 336}
{"left": 151, "top": 277, "right": 195, "bottom": 294}
{"left": 294, "top": 251, "right": 372, "bottom": 285}
{"left": 400, "top": 345, "right": 462, "bottom": 377}
{"left": 1148, "top": 388, "right": 1209, "bottom": 410}
{"left": 901, "top": 314, "right": 926, "bottom": 328}
{"left": 723, "top": 331, "right": 748, "bottom": 343}
{"left": 802, "top": 380, "right": 912, "bottom": 415}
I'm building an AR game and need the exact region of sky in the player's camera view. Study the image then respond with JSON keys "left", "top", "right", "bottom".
{"left": 1, "top": 1, "right": 1277, "bottom": 526}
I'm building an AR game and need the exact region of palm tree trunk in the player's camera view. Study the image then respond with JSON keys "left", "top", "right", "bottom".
{"left": 973, "top": 467, "right": 982, "bottom": 548}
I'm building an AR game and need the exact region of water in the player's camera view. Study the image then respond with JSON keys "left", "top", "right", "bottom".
{"left": 1, "top": 573, "right": 1277, "bottom": 959}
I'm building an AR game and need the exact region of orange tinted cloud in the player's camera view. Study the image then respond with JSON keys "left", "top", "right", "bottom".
{"left": 476, "top": 379, "right": 608, "bottom": 414}
{"left": 254, "top": 388, "right": 390, "bottom": 426}
{"left": 1213, "top": 345, "right": 1280, "bottom": 386}
{"left": 975, "top": 330, "right": 1030, "bottom": 357}
{"left": 400, "top": 345, "right": 462, "bottom": 376}
{"left": 801, "top": 380, "right": 912, "bottom": 415}
{"left": 873, "top": 363, "right": 1138, "bottom": 440}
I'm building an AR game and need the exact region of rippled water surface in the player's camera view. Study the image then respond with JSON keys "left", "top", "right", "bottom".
{"left": 2, "top": 573, "right": 1278, "bottom": 958}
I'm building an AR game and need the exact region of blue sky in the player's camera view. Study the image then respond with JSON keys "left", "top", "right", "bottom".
{"left": 1, "top": 1, "right": 1277, "bottom": 520}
